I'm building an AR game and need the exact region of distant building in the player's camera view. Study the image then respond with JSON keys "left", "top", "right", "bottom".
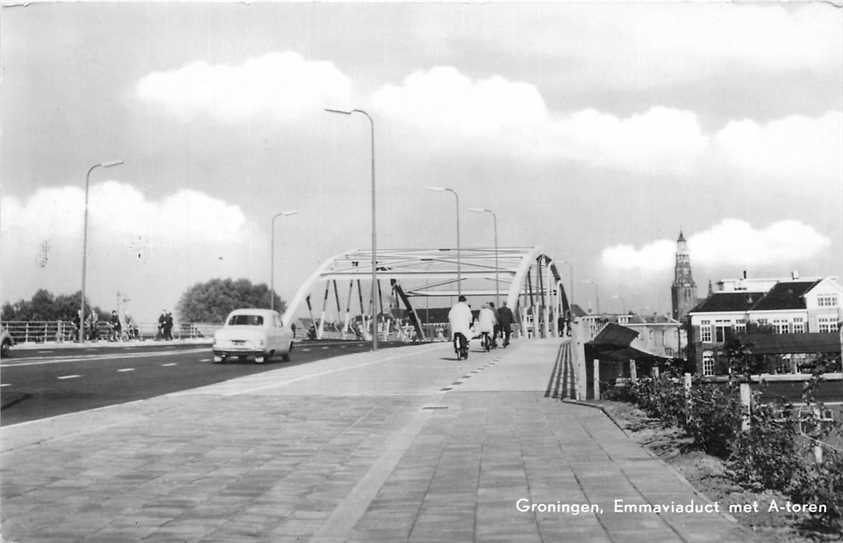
{"left": 671, "top": 231, "right": 698, "bottom": 321}
{"left": 688, "top": 276, "right": 843, "bottom": 375}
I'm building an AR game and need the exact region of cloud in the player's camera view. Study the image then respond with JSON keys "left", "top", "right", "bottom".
{"left": 372, "top": 67, "right": 708, "bottom": 174}
{"left": 601, "top": 219, "right": 832, "bottom": 273}
{"left": 712, "top": 111, "right": 843, "bottom": 183}
{"left": 137, "top": 51, "right": 352, "bottom": 121}
{"left": 1, "top": 183, "right": 263, "bottom": 321}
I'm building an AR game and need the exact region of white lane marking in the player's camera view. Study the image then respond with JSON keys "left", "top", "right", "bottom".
{"left": 37, "top": 350, "right": 55, "bottom": 353}
{"left": 0, "top": 383, "right": 11, "bottom": 387}
{"left": 117, "top": 368, "right": 135, "bottom": 373}
{"left": 57, "top": 374, "right": 82, "bottom": 380}
{"left": 1, "top": 348, "right": 208, "bottom": 368}
{"left": 161, "top": 363, "right": 177, "bottom": 367}
{"left": 321, "top": 346, "right": 330, "bottom": 350}
{"left": 302, "top": 348, "right": 311, "bottom": 352}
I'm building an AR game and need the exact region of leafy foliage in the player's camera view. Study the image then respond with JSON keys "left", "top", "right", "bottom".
{"left": 788, "top": 450, "right": 843, "bottom": 530}
{"left": 2, "top": 289, "right": 102, "bottom": 321}
{"left": 176, "top": 278, "right": 285, "bottom": 323}
{"left": 684, "top": 382, "right": 743, "bottom": 458}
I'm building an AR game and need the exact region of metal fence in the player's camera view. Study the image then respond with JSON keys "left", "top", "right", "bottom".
{"left": 1, "top": 320, "right": 221, "bottom": 344}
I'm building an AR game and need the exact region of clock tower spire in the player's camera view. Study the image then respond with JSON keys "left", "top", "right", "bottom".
{"left": 671, "top": 230, "right": 697, "bottom": 321}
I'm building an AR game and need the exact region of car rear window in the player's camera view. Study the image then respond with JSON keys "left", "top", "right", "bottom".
{"left": 227, "top": 314, "right": 263, "bottom": 326}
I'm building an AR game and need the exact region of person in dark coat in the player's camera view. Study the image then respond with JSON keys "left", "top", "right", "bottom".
{"left": 496, "top": 301, "right": 515, "bottom": 347}
{"left": 164, "top": 311, "right": 174, "bottom": 340}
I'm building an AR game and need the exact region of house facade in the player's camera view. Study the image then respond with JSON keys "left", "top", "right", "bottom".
{"left": 688, "top": 277, "right": 843, "bottom": 375}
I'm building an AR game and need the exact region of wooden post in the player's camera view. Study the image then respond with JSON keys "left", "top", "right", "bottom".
{"left": 629, "top": 359, "right": 637, "bottom": 381}
{"left": 593, "top": 359, "right": 600, "bottom": 401}
{"left": 683, "top": 373, "right": 692, "bottom": 401}
{"left": 740, "top": 382, "right": 751, "bottom": 431}
{"left": 814, "top": 445, "right": 823, "bottom": 465}
{"left": 652, "top": 366, "right": 660, "bottom": 379}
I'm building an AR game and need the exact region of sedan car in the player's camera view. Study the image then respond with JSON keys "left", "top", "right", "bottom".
{"left": 212, "top": 308, "right": 293, "bottom": 364}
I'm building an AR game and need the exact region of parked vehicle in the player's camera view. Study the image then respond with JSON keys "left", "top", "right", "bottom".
{"left": 1, "top": 326, "right": 14, "bottom": 358}
{"left": 212, "top": 309, "right": 293, "bottom": 364}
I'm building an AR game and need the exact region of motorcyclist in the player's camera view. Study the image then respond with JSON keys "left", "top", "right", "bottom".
{"left": 447, "top": 295, "right": 472, "bottom": 359}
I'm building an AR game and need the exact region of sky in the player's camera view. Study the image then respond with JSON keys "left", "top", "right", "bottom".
{"left": 1, "top": 2, "right": 842, "bottom": 323}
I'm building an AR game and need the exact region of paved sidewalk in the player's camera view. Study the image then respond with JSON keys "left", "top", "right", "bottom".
{"left": 0, "top": 339, "right": 753, "bottom": 543}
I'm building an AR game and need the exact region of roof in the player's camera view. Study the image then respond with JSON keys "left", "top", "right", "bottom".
{"left": 586, "top": 323, "right": 670, "bottom": 361}
{"left": 592, "top": 322, "right": 639, "bottom": 347}
{"left": 570, "top": 304, "right": 589, "bottom": 317}
{"left": 750, "top": 280, "right": 820, "bottom": 311}
{"left": 743, "top": 333, "right": 841, "bottom": 354}
{"left": 691, "top": 292, "right": 765, "bottom": 313}
{"left": 677, "top": 230, "right": 686, "bottom": 242}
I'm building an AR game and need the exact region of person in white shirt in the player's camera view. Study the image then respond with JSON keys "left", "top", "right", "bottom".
{"left": 448, "top": 295, "right": 472, "bottom": 358}
{"left": 477, "top": 303, "right": 497, "bottom": 351}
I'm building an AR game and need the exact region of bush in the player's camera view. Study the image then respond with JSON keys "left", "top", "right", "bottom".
{"left": 684, "top": 383, "right": 742, "bottom": 458}
{"left": 728, "top": 400, "right": 801, "bottom": 491}
{"left": 788, "top": 449, "right": 843, "bottom": 531}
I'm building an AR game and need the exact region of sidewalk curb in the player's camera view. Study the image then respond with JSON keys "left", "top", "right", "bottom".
{"left": 561, "top": 398, "right": 741, "bottom": 526}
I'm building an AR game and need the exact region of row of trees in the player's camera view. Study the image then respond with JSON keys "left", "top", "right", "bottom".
{"left": 2, "top": 279, "right": 286, "bottom": 325}
{"left": 1, "top": 290, "right": 101, "bottom": 322}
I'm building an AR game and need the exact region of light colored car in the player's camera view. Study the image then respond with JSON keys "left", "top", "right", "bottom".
{"left": 212, "top": 308, "right": 293, "bottom": 364}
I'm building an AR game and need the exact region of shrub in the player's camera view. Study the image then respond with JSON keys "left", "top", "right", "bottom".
{"left": 728, "top": 399, "right": 800, "bottom": 491}
{"left": 684, "top": 383, "right": 742, "bottom": 458}
{"left": 788, "top": 449, "right": 843, "bottom": 531}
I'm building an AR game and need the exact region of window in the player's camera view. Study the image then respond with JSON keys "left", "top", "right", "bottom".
{"left": 818, "top": 316, "right": 839, "bottom": 334}
{"left": 792, "top": 317, "right": 805, "bottom": 334}
{"left": 618, "top": 315, "right": 629, "bottom": 325}
{"left": 700, "top": 320, "right": 712, "bottom": 343}
{"left": 773, "top": 319, "right": 789, "bottom": 335}
{"left": 817, "top": 294, "right": 839, "bottom": 307}
{"left": 715, "top": 319, "right": 731, "bottom": 342}
{"left": 735, "top": 319, "right": 747, "bottom": 334}
{"left": 702, "top": 351, "right": 715, "bottom": 376}
{"left": 228, "top": 314, "right": 264, "bottom": 326}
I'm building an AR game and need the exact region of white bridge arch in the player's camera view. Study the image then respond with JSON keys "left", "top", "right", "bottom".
{"left": 281, "top": 247, "right": 571, "bottom": 340}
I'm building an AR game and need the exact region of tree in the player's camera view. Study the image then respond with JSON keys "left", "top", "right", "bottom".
{"left": 1, "top": 290, "right": 101, "bottom": 321}
{"left": 176, "top": 278, "right": 285, "bottom": 323}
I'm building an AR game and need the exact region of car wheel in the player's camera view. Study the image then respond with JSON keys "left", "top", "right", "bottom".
{"left": 255, "top": 354, "right": 265, "bottom": 364}
{"left": 213, "top": 355, "right": 223, "bottom": 364}
{"left": 281, "top": 342, "right": 293, "bottom": 362}
{"left": 1, "top": 339, "right": 10, "bottom": 359}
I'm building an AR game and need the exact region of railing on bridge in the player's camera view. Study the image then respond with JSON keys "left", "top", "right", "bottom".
{"left": 2, "top": 320, "right": 222, "bottom": 344}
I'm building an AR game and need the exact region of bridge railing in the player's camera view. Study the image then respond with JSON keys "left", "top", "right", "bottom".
{"left": 1, "top": 320, "right": 221, "bottom": 344}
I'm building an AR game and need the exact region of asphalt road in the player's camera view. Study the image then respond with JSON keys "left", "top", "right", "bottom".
{"left": 0, "top": 340, "right": 405, "bottom": 426}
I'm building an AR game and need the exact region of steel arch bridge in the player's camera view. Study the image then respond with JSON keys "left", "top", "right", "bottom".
{"left": 281, "top": 246, "right": 571, "bottom": 341}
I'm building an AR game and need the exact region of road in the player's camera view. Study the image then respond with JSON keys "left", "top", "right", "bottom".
{"left": 0, "top": 340, "right": 404, "bottom": 426}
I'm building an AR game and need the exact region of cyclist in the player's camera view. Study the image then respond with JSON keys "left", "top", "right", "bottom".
{"left": 478, "top": 302, "right": 497, "bottom": 351}
{"left": 448, "top": 295, "right": 472, "bottom": 359}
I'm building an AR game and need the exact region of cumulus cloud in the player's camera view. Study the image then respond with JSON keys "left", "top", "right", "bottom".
{"left": 137, "top": 51, "right": 352, "bottom": 121}
{"left": 1, "top": 183, "right": 262, "bottom": 320}
{"left": 601, "top": 219, "right": 832, "bottom": 273}
{"left": 372, "top": 67, "right": 708, "bottom": 174}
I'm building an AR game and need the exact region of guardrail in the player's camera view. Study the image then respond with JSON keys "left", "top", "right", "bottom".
{"left": 1, "top": 320, "right": 222, "bottom": 344}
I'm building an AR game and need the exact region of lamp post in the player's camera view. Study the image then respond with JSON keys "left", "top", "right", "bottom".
{"left": 325, "top": 108, "right": 378, "bottom": 351}
{"left": 582, "top": 279, "right": 600, "bottom": 314}
{"left": 469, "top": 207, "right": 498, "bottom": 307}
{"left": 80, "top": 160, "right": 123, "bottom": 342}
{"left": 427, "top": 186, "right": 461, "bottom": 296}
{"left": 270, "top": 210, "right": 298, "bottom": 311}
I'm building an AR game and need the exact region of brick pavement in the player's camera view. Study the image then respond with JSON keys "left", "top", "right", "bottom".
{"left": 0, "top": 340, "right": 754, "bottom": 543}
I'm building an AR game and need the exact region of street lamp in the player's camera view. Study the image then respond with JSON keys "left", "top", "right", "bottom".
{"left": 427, "top": 186, "right": 461, "bottom": 296}
{"left": 79, "top": 160, "right": 123, "bottom": 343}
{"left": 270, "top": 210, "right": 298, "bottom": 311}
{"left": 325, "top": 107, "right": 378, "bottom": 351}
{"left": 582, "top": 279, "right": 600, "bottom": 314}
{"left": 80, "top": 160, "right": 123, "bottom": 342}
{"left": 469, "top": 207, "right": 498, "bottom": 307}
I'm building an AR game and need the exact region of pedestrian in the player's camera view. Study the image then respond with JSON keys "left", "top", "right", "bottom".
{"left": 291, "top": 322, "right": 297, "bottom": 338}
{"left": 110, "top": 310, "right": 122, "bottom": 342}
{"left": 164, "top": 311, "right": 174, "bottom": 340}
{"left": 489, "top": 302, "right": 499, "bottom": 348}
{"left": 158, "top": 310, "right": 167, "bottom": 340}
{"left": 496, "top": 301, "right": 514, "bottom": 347}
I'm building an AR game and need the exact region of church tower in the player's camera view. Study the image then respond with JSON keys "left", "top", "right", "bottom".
{"left": 671, "top": 230, "right": 697, "bottom": 321}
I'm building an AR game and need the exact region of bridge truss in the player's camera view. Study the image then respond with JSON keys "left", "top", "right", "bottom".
{"left": 281, "top": 246, "right": 571, "bottom": 341}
